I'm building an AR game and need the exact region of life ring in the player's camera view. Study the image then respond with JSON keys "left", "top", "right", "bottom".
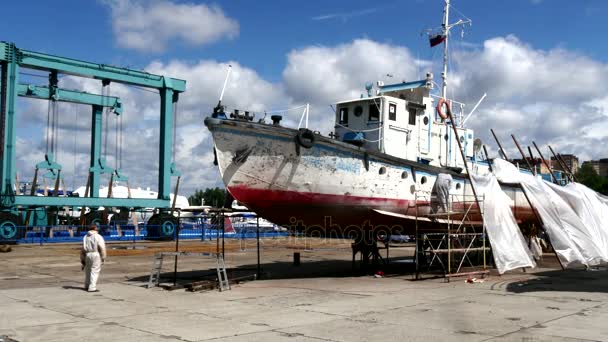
{"left": 295, "top": 128, "right": 316, "bottom": 149}
{"left": 436, "top": 98, "right": 451, "bottom": 120}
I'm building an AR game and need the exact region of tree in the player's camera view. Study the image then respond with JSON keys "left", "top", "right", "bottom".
{"left": 576, "top": 164, "right": 608, "bottom": 195}
{"left": 188, "top": 187, "right": 226, "bottom": 208}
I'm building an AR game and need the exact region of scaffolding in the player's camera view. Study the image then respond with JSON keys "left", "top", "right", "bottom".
{"left": 414, "top": 190, "right": 490, "bottom": 281}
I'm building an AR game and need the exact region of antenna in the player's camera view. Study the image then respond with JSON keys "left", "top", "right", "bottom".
{"left": 214, "top": 64, "right": 232, "bottom": 115}
{"left": 461, "top": 92, "right": 486, "bottom": 126}
{"left": 219, "top": 64, "right": 232, "bottom": 104}
{"left": 439, "top": 0, "right": 471, "bottom": 99}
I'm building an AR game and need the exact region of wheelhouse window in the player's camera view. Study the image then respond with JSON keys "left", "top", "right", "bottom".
{"left": 339, "top": 107, "right": 349, "bottom": 125}
{"left": 368, "top": 103, "right": 380, "bottom": 121}
{"left": 388, "top": 103, "right": 397, "bottom": 121}
{"left": 408, "top": 107, "right": 416, "bottom": 125}
{"left": 354, "top": 106, "right": 363, "bottom": 117}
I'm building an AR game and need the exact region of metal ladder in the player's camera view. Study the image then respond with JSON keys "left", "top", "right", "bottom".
{"left": 216, "top": 255, "right": 230, "bottom": 291}
{"left": 148, "top": 253, "right": 164, "bottom": 288}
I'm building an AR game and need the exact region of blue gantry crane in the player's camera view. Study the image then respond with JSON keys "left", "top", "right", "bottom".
{"left": 0, "top": 41, "right": 186, "bottom": 241}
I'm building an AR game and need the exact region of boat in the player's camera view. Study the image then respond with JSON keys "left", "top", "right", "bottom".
{"left": 204, "top": 1, "right": 539, "bottom": 236}
{"left": 227, "top": 200, "right": 285, "bottom": 232}
{"left": 70, "top": 184, "right": 190, "bottom": 225}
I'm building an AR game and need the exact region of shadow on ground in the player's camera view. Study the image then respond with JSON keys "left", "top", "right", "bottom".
{"left": 506, "top": 268, "right": 608, "bottom": 294}
{"left": 127, "top": 256, "right": 420, "bottom": 287}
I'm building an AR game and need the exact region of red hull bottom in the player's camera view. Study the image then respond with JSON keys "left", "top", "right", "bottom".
{"left": 228, "top": 186, "right": 537, "bottom": 236}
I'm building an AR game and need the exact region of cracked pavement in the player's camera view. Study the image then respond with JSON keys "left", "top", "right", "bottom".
{"left": 1, "top": 241, "right": 608, "bottom": 341}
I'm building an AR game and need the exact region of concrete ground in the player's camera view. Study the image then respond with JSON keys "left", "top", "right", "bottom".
{"left": 1, "top": 239, "right": 607, "bottom": 341}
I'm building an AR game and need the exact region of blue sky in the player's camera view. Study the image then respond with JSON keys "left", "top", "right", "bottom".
{"left": 2, "top": 0, "right": 606, "bottom": 79}
{"left": 4, "top": 0, "right": 608, "bottom": 194}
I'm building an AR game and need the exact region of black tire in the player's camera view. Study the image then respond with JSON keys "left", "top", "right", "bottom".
{"left": 110, "top": 208, "right": 131, "bottom": 225}
{"left": 0, "top": 212, "right": 24, "bottom": 242}
{"left": 84, "top": 211, "right": 110, "bottom": 235}
{"left": 223, "top": 191, "right": 234, "bottom": 209}
{"left": 295, "top": 129, "right": 316, "bottom": 149}
{"left": 146, "top": 214, "right": 178, "bottom": 240}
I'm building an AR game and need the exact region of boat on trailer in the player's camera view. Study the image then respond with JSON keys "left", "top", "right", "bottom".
{"left": 204, "top": 1, "right": 538, "bottom": 235}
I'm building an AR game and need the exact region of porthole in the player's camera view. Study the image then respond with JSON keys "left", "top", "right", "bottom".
{"left": 444, "top": 134, "right": 449, "bottom": 141}
{"left": 459, "top": 136, "right": 464, "bottom": 143}
{"left": 379, "top": 166, "right": 386, "bottom": 175}
{"left": 401, "top": 171, "right": 408, "bottom": 179}
{"left": 423, "top": 116, "right": 429, "bottom": 125}
{"left": 410, "top": 185, "right": 416, "bottom": 194}
{"left": 456, "top": 183, "right": 461, "bottom": 190}
{"left": 421, "top": 176, "right": 427, "bottom": 184}
{"left": 354, "top": 106, "right": 363, "bottom": 117}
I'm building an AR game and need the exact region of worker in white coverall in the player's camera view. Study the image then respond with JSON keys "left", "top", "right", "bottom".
{"left": 80, "top": 223, "right": 107, "bottom": 292}
{"left": 431, "top": 173, "right": 453, "bottom": 213}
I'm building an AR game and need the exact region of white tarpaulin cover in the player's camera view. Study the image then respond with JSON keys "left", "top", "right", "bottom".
{"left": 470, "top": 172, "right": 536, "bottom": 274}
{"left": 492, "top": 158, "right": 608, "bottom": 268}
{"left": 564, "top": 183, "right": 608, "bottom": 262}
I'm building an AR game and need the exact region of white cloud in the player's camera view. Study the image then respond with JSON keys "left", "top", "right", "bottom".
{"left": 451, "top": 35, "right": 608, "bottom": 162}
{"left": 14, "top": 60, "right": 286, "bottom": 197}
{"left": 14, "top": 36, "right": 608, "bottom": 198}
{"left": 453, "top": 35, "right": 608, "bottom": 104}
{"left": 284, "top": 39, "right": 424, "bottom": 106}
{"left": 146, "top": 60, "right": 286, "bottom": 115}
{"left": 104, "top": 0, "right": 239, "bottom": 53}
{"left": 282, "top": 39, "right": 430, "bottom": 134}
{"left": 312, "top": 7, "right": 381, "bottom": 21}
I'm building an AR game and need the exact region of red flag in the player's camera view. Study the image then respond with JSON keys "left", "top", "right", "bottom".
{"left": 429, "top": 34, "right": 446, "bottom": 47}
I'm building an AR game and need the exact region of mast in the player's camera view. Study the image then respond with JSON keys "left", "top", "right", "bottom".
{"left": 438, "top": 0, "right": 470, "bottom": 100}
{"left": 442, "top": 0, "right": 450, "bottom": 99}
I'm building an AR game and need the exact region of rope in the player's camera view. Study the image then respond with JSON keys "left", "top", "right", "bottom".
{"left": 335, "top": 123, "right": 383, "bottom": 132}
{"left": 360, "top": 137, "right": 383, "bottom": 143}
{"left": 53, "top": 101, "right": 59, "bottom": 159}
{"left": 172, "top": 101, "right": 178, "bottom": 162}
{"left": 20, "top": 72, "right": 48, "bottom": 79}
{"left": 119, "top": 111, "right": 123, "bottom": 169}
{"left": 125, "top": 84, "right": 159, "bottom": 94}
{"left": 45, "top": 101, "right": 51, "bottom": 154}
{"left": 449, "top": 3, "right": 472, "bottom": 24}
{"left": 115, "top": 106, "right": 119, "bottom": 169}
{"left": 46, "top": 100, "right": 59, "bottom": 157}
{"left": 102, "top": 84, "right": 110, "bottom": 158}
{"left": 261, "top": 104, "right": 308, "bottom": 115}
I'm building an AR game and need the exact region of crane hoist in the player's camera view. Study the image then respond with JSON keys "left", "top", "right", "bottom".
{"left": 0, "top": 41, "right": 186, "bottom": 241}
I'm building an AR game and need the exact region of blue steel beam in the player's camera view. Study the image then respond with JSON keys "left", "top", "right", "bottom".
{"left": 17, "top": 84, "right": 123, "bottom": 114}
{"left": 89, "top": 105, "right": 104, "bottom": 198}
{"left": 0, "top": 43, "right": 19, "bottom": 207}
{"left": 158, "top": 88, "right": 174, "bottom": 200}
{"left": 0, "top": 42, "right": 185, "bottom": 92}
{"left": 0, "top": 41, "right": 185, "bottom": 210}
{"left": 13, "top": 195, "right": 170, "bottom": 208}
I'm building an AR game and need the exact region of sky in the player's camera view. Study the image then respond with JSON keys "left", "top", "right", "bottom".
{"left": 2, "top": 0, "right": 608, "bottom": 198}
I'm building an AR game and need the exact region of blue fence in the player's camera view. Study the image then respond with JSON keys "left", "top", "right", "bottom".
{"left": 8, "top": 222, "right": 289, "bottom": 245}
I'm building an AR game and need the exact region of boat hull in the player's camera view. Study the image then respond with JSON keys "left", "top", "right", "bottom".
{"left": 205, "top": 118, "right": 537, "bottom": 235}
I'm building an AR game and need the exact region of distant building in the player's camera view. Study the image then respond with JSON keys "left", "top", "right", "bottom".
{"left": 582, "top": 159, "right": 608, "bottom": 177}
{"left": 511, "top": 158, "right": 554, "bottom": 175}
{"left": 551, "top": 154, "right": 579, "bottom": 173}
